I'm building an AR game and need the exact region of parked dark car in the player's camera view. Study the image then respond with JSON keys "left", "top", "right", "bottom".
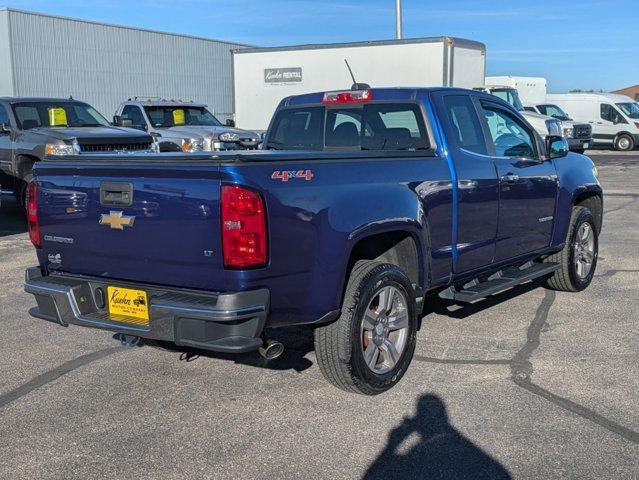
{"left": 0, "top": 97, "right": 153, "bottom": 207}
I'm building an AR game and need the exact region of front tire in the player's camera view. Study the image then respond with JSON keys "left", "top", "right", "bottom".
{"left": 614, "top": 134, "right": 634, "bottom": 151}
{"left": 545, "top": 206, "right": 598, "bottom": 292}
{"left": 314, "top": 261, "right": 418, "bottom": 395}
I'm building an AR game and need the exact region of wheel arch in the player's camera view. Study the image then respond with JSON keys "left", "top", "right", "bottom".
{"left": 15, "top": 153, "right": 39, "bottom": 178}
{"left": 342, "top": 228, "right": 425, "bottom": 307}
{"left": 573, "top": 190, "right": 603, "bottom": 233}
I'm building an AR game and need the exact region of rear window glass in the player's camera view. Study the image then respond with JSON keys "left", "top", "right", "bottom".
{"left": 268, "top": 107, "right": 324, "bottom": 150}
{"left": 266, "top": 103, "right": 430, "bottom": 151}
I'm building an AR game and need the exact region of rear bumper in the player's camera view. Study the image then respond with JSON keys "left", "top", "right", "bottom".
{"left": 24, "top": 267, "right": 269, "bottom": 353}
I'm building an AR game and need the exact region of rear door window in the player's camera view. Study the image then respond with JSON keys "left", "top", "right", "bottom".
{"left": 266, "top": 102, "right": 429, "bottom": 151}
{"left": 442, "top": 95, "right": 488, "bottom": 155}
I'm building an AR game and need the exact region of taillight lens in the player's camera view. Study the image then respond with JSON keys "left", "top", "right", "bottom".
{"left": 634, "top": 122, "right": 639, "bottom": 129}
{"left": 221, "top": 185, "right": 267, "bottom": 268}
{"left": 27, "top": 181, "right": 41, "bottom": 248}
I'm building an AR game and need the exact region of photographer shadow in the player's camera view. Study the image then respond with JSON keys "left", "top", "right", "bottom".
{"left": 363, "top": 394, "right": 511, "bottom": 480}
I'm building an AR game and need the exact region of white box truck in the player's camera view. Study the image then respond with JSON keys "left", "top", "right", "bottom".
{"left": 546, "top": 92, "right": 639, "bottom": 151}
{"left": 233, "top": 37, "right": 486, "bottom": 130}
{"left": 485, "top": 76, "right": 547, "bottom": 105}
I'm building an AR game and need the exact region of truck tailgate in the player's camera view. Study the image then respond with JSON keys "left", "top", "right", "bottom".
{"left": 35, "top": 163, "right": 223, "bottom": 291}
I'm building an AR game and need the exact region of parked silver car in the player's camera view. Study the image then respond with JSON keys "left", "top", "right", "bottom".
{"left": 114, "top": 98, "right": 261, "bottom": 152}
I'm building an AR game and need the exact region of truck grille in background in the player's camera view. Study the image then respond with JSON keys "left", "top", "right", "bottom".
{"left": 574, "top": 125, "right": 592, "bottom": 139}
{"left": 80, "top": 142, "right": 152, "bottom": 153}
{"left": 235, "top": 138, "right": 260, "bottom": 150}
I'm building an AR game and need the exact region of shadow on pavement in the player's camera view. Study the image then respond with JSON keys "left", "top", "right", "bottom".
{"left": 115, "top": 325, "right": 316, "bottom": 373}
{"left": 423, "top": 278, "right": 545, "bottom": 321}
{"left": 363, "top": 394, "right": 512, "bottom": 480}
{"left": 0, "top": 194, "right": 27, "bottom": 237}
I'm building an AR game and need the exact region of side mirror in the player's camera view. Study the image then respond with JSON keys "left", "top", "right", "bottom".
{"left": 226, "top": 119, "right": 236, "bottom": 128}
{"left": 1, "top": 122, "right": 12, "bottom": 134}
{"left": 546, "top": 135, "right": 569, "bottom": 159}
{"left": 112, "top": 115, "right": 123, "bottom": 126}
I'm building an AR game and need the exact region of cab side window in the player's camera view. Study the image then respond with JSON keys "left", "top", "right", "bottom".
{"left": 482, "top": 106, "right": 536, "bottom": 158}
{"left": 442, "top": 95, "right": 487, "bottom": 155}
{"left": 600, "top": 104, "right": 626, "bottom": 124}
{"left": 121, "top": 105, "right": 147, "bottom": 129}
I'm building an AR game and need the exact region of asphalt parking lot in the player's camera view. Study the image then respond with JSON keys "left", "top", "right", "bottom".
{"left": 0, "top": 152, "right": 637, "bottom": 480}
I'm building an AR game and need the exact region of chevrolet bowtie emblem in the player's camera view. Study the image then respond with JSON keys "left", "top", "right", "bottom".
{"left": 99, "top": 211, "right": 135, "bottom": 230}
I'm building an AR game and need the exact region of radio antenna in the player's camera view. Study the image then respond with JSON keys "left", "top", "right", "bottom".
{"left": 344, "top": 59, "right": 370, "bottom": 90}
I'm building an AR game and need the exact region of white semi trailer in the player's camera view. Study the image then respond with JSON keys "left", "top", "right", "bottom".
{"left": 485, "top": 76, "right": 548, "bottom": 106}
{"left": 232, "top": 37, "right": 486, "bottom": 130}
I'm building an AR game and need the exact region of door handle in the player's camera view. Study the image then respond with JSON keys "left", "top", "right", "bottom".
{"left": 100, "top": 182, "right": 133, "bottom": 206}
{"left": 501, "top": 173, "right": 519, "bottom": 183}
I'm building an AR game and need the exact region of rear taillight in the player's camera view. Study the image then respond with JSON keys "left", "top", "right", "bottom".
{"left": 221, "top": 185, "right": 267, "bottom": 268}
{"left": 27, "top": 181, "right": 41, "bottom": 248}
{"left": 322, "top": 90, "right": 372, "bottom": 104}
{"left": 635, "top": 122, "right": 639, "bottom": 129}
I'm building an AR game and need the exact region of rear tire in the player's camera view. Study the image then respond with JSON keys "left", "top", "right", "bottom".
{"left": 545, "top": 206, "right": 598, "bottom": 292}
{"left": 614, "top": 134, "right": 634, "bottom": 151}
{"left": 314, "top": 261, "right": 418, "bottom": 395}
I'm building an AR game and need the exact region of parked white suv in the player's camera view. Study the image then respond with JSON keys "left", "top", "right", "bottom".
{"left": 114, "top": 99, "right": 261, "bottom": 152}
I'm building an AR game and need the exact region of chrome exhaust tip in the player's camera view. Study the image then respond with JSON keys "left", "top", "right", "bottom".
{"left": 259, "top": 339, "right": 284, "bottom": 360}
{"left": 119, "top": 334, "right": 142, "bottom": 347}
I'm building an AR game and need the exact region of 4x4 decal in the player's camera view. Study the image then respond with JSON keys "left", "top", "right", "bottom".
{"left": 271, "top": 170, "right": 314, "bottom": 182}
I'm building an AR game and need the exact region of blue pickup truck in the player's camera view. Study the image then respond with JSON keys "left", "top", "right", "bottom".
{"left": 23, "top": 87, "right": 602, "bottom": 394}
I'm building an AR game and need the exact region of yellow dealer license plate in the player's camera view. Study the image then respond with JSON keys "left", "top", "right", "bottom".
{"left": 107, "top": 286, "right": 149, "bottom": 326}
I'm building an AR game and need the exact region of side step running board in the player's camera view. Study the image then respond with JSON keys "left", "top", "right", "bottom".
{"left": 439, "top": 261, "right": 560, "bottom": 303}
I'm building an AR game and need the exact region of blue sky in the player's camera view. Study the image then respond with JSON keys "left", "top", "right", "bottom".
{"left": 2, "top": 0, "right": 638, "bottom": 91}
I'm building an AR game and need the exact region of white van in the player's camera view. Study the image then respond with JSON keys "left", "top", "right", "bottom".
{"left": 546, "top": 93, "right": 639, "bottom": 151}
